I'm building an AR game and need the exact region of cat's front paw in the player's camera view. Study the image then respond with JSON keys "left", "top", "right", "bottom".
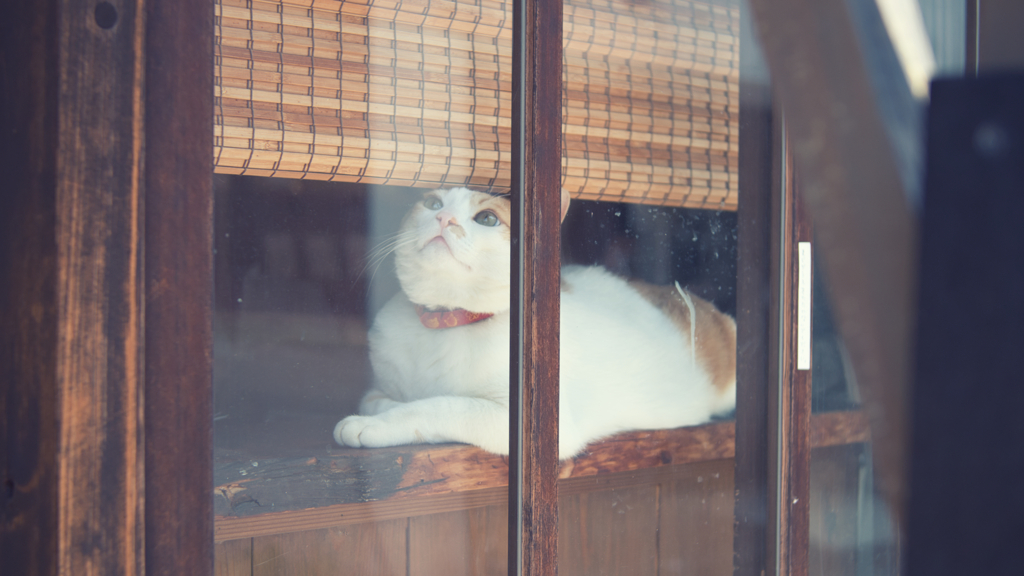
{"left": 334, "top": 414, "right": 418, "bottom": 448}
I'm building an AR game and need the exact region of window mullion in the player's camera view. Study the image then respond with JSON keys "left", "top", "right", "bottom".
{"left": 509, "top": 0, "right": 563, "bottom": 573}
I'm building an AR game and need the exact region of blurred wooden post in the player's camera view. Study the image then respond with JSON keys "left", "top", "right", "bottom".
{"left": 745, "top": 0, "right": 919, "bottom": 525}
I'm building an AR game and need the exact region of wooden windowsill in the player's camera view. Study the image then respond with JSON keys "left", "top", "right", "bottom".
{"left": 214, "top": 410, "right": 868, "bottom": 541}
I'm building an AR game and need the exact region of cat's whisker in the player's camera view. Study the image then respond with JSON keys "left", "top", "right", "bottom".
{"left": 365, "top": 229, "right": 417, "bottom": 258}
{"left": 361, "top": 231, "right": 415, "bottom": 273}
{"left": 356, "top": 230, "right": 419, "bottom": 284}
{"left": 367, "top": 238, "right": 418, "bottom": 284}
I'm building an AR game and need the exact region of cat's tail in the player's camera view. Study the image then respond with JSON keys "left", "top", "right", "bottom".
{"left": 674, "top": 281, "right": 698, "bottom": 369}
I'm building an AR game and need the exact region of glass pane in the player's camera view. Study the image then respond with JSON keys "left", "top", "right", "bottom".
{"left": 809, "top": 271, "right": 899, "bottom": 576}
{"left": 811, "top": 257, "right": 860, "bottom": 413}
{"left": 213, "top": 177, "right": 514, "bottom": 574}
{"left": 558, "top": 201, "right": 738, "bottom": 575}
{"left": 558, "top": 0, "right": 740, "bottom": 572}
{"left": 212, "top": 0, "right": 515, "bottom": 568}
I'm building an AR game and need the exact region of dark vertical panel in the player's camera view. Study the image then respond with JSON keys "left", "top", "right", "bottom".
{"left": 509, "top": 0, "right": 562, "bottom": 573}
{"left": 3, "top": 0, "right": 148, "bottom": 572}
{"left": 965, "top": 0, "right": 978, "bottom": 75}
{"left": 144, "top": 0, "right": 214, "bottom": 575}
{"left": 733, "top": 2, "right": 774, "bottom": 574}
{"left": 907, "top": 75, "right": 1024, "bottom": 576}
{"left": 0, "top": 1, "right": 60, "bottom": 575}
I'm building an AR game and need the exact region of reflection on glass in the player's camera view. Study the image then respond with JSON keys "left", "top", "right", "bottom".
{"left": 809, "top": 270, "right": 900, "bottom": 576}
{"left": 811, "top": 261, "right": 860, "bottom": 413}
{"left": 556, "top": 0, "right": 742, "bottom": 570}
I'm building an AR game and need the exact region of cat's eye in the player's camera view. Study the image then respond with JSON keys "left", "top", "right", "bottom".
{"left": 423, "top": 196, "right": 443, "bottom": 210}
{"left": 473, "top": 210, "right": 500, "bottom": 227}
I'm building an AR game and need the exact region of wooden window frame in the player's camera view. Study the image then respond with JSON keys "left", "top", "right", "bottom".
{"left": 508, "top": 0, "right": 561, "bottom": 573}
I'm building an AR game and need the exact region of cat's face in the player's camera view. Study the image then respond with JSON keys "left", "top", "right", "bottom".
{"left": 394, "top": 187, "right": 512, "bottom": 313}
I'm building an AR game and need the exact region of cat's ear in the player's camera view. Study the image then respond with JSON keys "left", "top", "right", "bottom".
{"left": 560, "top": 187, "right": 571, "bottom": 223}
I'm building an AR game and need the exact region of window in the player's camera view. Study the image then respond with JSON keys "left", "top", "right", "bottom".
{"left": 5, "top": 1, "right": 1013, "bottom": 576}
{"left": 207, "top": 0, "right": 879, "bottom": 574}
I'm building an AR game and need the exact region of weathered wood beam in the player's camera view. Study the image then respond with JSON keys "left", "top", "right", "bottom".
{"left": 746, "top": 0, "right": 919, "bottom": 523}
{"left": 144, "top": 0, "right": 214, "bottom": 575}
{"left": 1, "top": 1, "right": 147, "bottom": 574}
{"left": 212, "top": 413, "right": 869, "bottom": 542}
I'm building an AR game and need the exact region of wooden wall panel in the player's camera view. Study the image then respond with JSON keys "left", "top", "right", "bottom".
{"left": 3, "top": 2, "right": 213, "bottom": 575}
{"left": 659, "top": 459, "right": 734, "bottom": 576}
{"left": 251, "top": 519, "right": 407, "bottom": 576}
{"left": 212, "top": 454, "right": 875, "bottom": 576}
{"left": 409, "top": 504, "right": 508, "bottom": 576}
{"left": 215, "top": 539, "right": 252, "bottom": 576}
{"left": 559, "top": 485, "right": 659, "bottom": 576}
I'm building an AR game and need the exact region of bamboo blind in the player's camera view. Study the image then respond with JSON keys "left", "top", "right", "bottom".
{"left": 214, "top": 0, "right": 739, "bottom": 210}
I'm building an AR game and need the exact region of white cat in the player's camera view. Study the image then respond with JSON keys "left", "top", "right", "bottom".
{"left": 334, "top": 187, "right": 736, "bottom": 458}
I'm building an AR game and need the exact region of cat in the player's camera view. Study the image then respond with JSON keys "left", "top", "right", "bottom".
{"left": 334, "top": 186, "right": 736, "bottom": 458}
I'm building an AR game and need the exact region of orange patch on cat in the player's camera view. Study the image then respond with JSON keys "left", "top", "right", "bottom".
{"left": 472, "top": 194, "right": 512, "bottom": 239}
{"left": 628, "top": 280, "right": 737, "bottom": 396}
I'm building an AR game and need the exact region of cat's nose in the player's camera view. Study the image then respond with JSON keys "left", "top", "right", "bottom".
{"left": 436, "top": 211, "right": 458, "bottom": 228}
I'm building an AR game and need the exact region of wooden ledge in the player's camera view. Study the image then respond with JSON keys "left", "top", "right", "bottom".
{"left": 214, "top": 410, "right": 868, "bottom": 541}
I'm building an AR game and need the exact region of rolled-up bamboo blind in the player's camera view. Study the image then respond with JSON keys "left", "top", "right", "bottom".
{"left": 214, "top": 0, "right": 739, "bottom": 209}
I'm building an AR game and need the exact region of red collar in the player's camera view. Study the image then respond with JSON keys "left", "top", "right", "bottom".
{"left": 416, "top": 305, "right": 494, "bottom": 329}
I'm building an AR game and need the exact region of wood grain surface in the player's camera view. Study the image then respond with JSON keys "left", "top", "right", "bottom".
{"left": 559, "top": 484, "right": 659, "bottom": 576}
{"left": 1, "top": 1, "right": 62, "bottom": 574}
{"left": 214, "top": 459, "right": 739, "bottom": 576}
{"left": 252, "top": 518, "right": 407, "bottom": 576}
{"left": 213, "top": 414, "right": 867, "bottom": 541}
{"left": 144, "top": 1, "right": 215, "bottom": 575}
{"left": 3, "top": 2, "right": 212, "bottom": 575}
{"left": 410, "top": 504, "right": 509, "bottom": 576}
{"left": 770, "top": 170, "right": 812, "bottom": 576}
{"left": 55, "top": 1, "right": 147, "bottom": 574}
{"left": 509, "top": 0, "right": 563, "bottom": 573}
